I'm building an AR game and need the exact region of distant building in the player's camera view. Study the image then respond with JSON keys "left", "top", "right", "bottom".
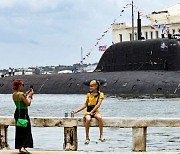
{"left": 112, "top": 3, "right": 180, "bottom": 43}
{"left": 83, "top": 64, "right": 97, "bottom": 72}
{"left": 58, "top": 70, "right": 72, "bottom": 74}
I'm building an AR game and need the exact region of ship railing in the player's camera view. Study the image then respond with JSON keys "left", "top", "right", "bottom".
{"left": 0, "top": 116, "right": 180, "bottom": 151}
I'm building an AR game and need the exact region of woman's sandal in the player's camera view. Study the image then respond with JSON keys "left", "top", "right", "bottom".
{"left": 19, "top": 149, "right": 30, "bottom": 154}
{"left": 84, "top": 138, "right": 90, "bottom": 145}
{"left": 19, "top": 151, "right": 30, "bottom": 154}
{"left": 99, "top": 136, "right": 106, "bottom": 142}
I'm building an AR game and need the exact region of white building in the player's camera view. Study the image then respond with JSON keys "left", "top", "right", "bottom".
{"left": 83, "top": 64, "right": 97, "bottom": 72}
{"left": 58, "top": 70, "right": 72, "bottom": 74}
{"left": 112, "top": 3, "right": 180, "bottom": 43}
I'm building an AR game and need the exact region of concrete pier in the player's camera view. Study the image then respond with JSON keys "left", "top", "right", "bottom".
{"left": 0, "top": 117, "right": 180, "bottom": 153}
{"left": 0, "top": 150, "right": 180, "bottom": 154}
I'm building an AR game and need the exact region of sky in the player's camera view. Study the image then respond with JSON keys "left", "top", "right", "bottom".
{"left": 0, "top": 0, "right": 179, "bottom": 69}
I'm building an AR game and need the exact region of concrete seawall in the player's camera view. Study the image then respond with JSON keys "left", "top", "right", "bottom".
{"left": 1, "top": 117, "right": 180, "bottom": 152}
{"left": 0, "top": 150, "right": 180, "bottom": 154}
{"left": 1, "top": 71, "right": 180, "bottom": 95}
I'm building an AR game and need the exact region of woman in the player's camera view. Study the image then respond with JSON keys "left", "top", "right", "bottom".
{"left": 73, "top": 80, "right": 105, "bottom": 144}
{"left": 12, "top": 80, "right": 34, "bottom": 154}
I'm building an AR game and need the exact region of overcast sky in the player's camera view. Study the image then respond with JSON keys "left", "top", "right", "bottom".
{"left": 0, "top": 0, "right": 179, "bottom": 69}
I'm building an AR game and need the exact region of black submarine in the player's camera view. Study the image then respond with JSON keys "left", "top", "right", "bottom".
{"left": 0, "top": 35, "right": 180, "bottom": 97}
{"left": 1, "top": 11, "right": 180, "bottom": 96}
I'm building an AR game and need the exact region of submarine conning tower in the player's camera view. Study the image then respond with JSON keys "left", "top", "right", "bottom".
{"left": 95, "top": 38, "right": 180, "bottom": 72}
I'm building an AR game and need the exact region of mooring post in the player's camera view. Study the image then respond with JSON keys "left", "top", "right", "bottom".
{"left": 0, "top": 125, "right": 9, "bottom": 149}
{"left": 63, "top": 118, "right": 78, "bottom": 151}
{"left": 132, "top": 127, "right": 147, "bottom": 152}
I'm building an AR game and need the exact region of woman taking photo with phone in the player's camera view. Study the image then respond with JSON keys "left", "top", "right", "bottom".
{"left": 73, "top": 80, "right": 105, "bottom": 144}
{"left": 12, "top": 80, "right": 34, "bottom": 154}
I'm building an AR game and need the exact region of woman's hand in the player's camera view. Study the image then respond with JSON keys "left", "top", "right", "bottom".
{"left": 25, "top": 91, "right": 28, "bottom": 95}
{"left": 72, "top": 110, "right": 77, "bottom": 114}
{"left": 27, "top": 89, "right": 34, "bottom": 99}
{"left": 30, "top": 89, "right": 34, "bottom": 95}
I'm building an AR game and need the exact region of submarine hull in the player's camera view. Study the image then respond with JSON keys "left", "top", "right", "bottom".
{"left": 1, "top": 38, "right": 180, "bottom": 96}
{"left": 1, "top": 71, "right": 180, "bottom": 96}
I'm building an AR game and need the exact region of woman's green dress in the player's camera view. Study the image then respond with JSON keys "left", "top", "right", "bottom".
{"left": 14, "top": 93, "right": 33, "bottom": 149}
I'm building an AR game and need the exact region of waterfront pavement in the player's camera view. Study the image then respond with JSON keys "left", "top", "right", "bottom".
{"left": 0, "top": 150, "right": 180, "bottom": 154}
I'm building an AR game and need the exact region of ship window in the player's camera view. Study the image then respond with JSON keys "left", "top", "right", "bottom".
{"left": 156, "top": 31, "right": 159, "bottom": 38}
{"left": 178, "top": 29, "right": 180, "bottom": 33}
{"left": 145, "top": 32, "right": 148, "bottom": 39}
{"left": 130, "top": 33, "right": 132, "bottom": 41}
{"left": 157, "top": 88, "right": 162, "bottom": 91}
{"left": 119, "top": 34, "right": 122, "bottom": 42}
{"left": 172, "top": 29, "right": 175, "bottom": 34}
{"left": 135, "top": 33, "right": 137, "bottom": 40}
{"left": 150, "top": 31, "right": 153, "bottom": 39}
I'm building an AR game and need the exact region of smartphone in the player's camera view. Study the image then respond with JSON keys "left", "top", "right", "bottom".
{"left": 29, "top": 85, "right": 33, "bottom": 93}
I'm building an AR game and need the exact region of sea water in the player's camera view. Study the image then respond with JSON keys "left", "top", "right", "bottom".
{"left": 0, "top": 94, "right": 180, "bottom": 151}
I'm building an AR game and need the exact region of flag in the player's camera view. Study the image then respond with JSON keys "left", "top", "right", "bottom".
{"left": 151, "top": 25, "right": 155, "bottom": 30}
{"left": 162, "top": 24, "right": 166, "bottom": 33}
{"left": 99, "top": 45, "right": 107, "bottom": 52}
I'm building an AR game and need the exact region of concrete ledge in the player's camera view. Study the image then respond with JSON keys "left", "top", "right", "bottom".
{"left": 1, "top": 117, "right": 180, "bottom": 152}
{"left": 0, "top": 150, "right": 180, "bottom": 154}
{"left": 1, "top": 116, "right": 180, "bottom": 127}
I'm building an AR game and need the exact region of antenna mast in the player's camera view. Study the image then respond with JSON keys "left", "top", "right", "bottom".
{"left": 81, "top": 47, "right": 83, "bottom": 62}
{"left": 132, "top": 0, "right": 135, "bottom": 40}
